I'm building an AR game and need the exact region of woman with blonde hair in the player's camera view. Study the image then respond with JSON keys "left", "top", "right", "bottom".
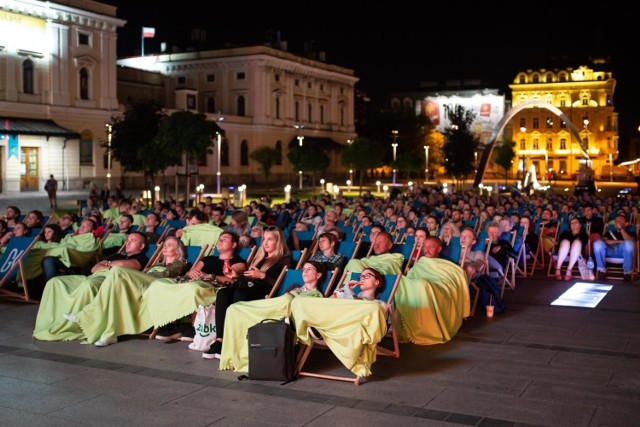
{"left": 203, "top": 226, "right": 292, "bottom": 359}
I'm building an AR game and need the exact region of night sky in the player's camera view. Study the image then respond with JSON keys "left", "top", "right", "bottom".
{"left": 102, "top": 1, "right": 638, "bottom": 157}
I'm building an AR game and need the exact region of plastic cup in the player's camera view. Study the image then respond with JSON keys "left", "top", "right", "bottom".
{"left": 486, "top": 305, "right": 495, "bottom": 318}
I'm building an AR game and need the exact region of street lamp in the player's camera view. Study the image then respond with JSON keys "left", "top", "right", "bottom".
{"left": 299, "top": 170, "right": 303, "bottom": 190}
{"left": 105, "top": 123, "right": 112, "bottom": 191}
{"left": 391, "top": 130, "right": 398, "bottom": 185}
{"left": 294, "top": 124, "right": 305, "bottom": 146}
{"left": 215, "top": 113, "right": 225, "bottom": 195}
{"left": 520, "top": 126, "right": 526, "bottom": 182}
{"left": 423, "top": 145, "right": 429, "bottom": 183}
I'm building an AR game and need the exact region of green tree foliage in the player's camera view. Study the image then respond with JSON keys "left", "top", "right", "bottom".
{"left": 287, "top": 143, "right": 330, "bottom": 187}
{"left": 108, "top": 99, "right": 167, "bottom": 180}
{"left": 249, "top": 146, "right": 279, "bottom": 184}
{"left": 393, "top": 151, "right": 424, "bottom": 180}
{"left": 442, "top": 105, "right": 479, "bottom": 188}
{"left": 493, "top": 139, "right": 517, "bottom": 186}
{"left": 155, "top": 110, "right": 223, "bottom": 167}
{"left": 341, "top": 136, "right": 385, "bottom": 192}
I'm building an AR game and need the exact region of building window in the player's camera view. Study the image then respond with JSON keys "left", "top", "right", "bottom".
{"left": 23, "top": 59, "right": 34, "bottom": 94}
{"left": 607, "top": 137, "right": 612, "bottom": 149}
{"left": 320, "top": 84, "right": 324, "bottom": 91}
{"left": 546, "top": 138, "right": 553, "bottom": 150}
{"left": 237, "top": 96, "right": 246, "bottom": 116}
{"left": 307, "top": 82, "right": 312, "bottom": 89}
{"left": 307, "top": 103, "right": 312, "bottom": 122}
{"left": 275, "top": 74, "right": 280, "bottom": 82}
{"left": 532, "top": 139, "right": 539, "bottom": 150}
{"left": 79, "top": 67, "right": 89, "bottom": 100}
{"left": 80, "top": 138, "right": 93, "bottom": 165}
{"left": 206, "top": 74, "right": 215, "bottom": 82}
{"left": 275, "top": 141, "right": 282, "bottom": 165}
{"left": 236, "top": 72, "right": 245, "bottom": 80}
{"left": 560, "top": 139, "right": 567, "bottom": 149}
{"left": 78, "top": 33, "right": 89, "bottom": 45}
{"left": 207, "top": 97, "right": 215, "bottom": 113}
{"left": 240, "top": 140, "right": 249, "bottom": 166}
{"left": 340, "top": 107, "right": 344, "bottom": 126}
{"left": 177, "top": 76, "right": 186, "bottom": 85}
{"left": 533, "top": 75, "right": 539, "bottom": 83}
{"left": 519, "top": 76, "right": 525, "bottom": 84}
{"left": 221, "top": 140, "right": 229, "bottom": 166}
{"left": 546, "top": 117, "right": 554, "bottom": 128}
{"left": 520, "top": 139, "right": 525, "bottom": 150}
{"left": 275, "top": 97, "right": 281, "bottom": 119}
{"left": 560, "top": 121, "right": 567, "bottom": 128}
{"left": 582, "top": 97, "right": 588, "bottom": 106}
{"left": 545, "top": 74, "right": 553, "bottom": 83}
{"left": 582, "top": 137, "right": 589, "bottom": 150}
{"left": 606, "top": 94, "right": 612, "bottom": 106}
{"left": 295, "top": 79, "right": 299, "bottom": 86}
{"left": 560, "top": 99, "right": 566, "bottom": 107}
{"left": 320, "top": 105, "right": 325, "bottom": 124}
{"left": 186, "top": 94, "right": 196, "bottom": 110}
{"left": 295, "top": 101, "right": 300, "bottom": 122}
{"left": 533, "top": 118, "right": 539, "bottom": 129}
{"left": 559, "top": 160, "right": 567, "bottom": 174}
{"left": 519, "top": 118, "right": 526, "bottom": 129}
{"left": 559, "top": 74, "right": 567, "bottom": 82}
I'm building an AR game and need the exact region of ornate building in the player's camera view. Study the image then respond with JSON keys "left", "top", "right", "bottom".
{"left": 0, "top": 0, "right": 124, "bottom": 194}
{"left": 509, "top": 65, "right": 618, "bottom": 181}
{"left": 116, "top": 45, "right": 358, "bottom": 191}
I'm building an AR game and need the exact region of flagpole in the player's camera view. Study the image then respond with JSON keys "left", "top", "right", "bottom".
{"left": 141, "top": 27, "right": 144, "bottom": 57}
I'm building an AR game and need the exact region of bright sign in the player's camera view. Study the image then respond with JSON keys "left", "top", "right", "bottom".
{"left": 419, "top": 94, "right": 505, "bottom": 145}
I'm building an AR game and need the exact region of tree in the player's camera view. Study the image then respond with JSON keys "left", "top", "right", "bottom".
{"left": 107, "top": 99, "right": 167, "bottom": 183}
{"left": 393, "top": 151, "right": 424, "bottom": 180}
{"left": 287, "top": 143, "right": 330, "bottom": 188}
{"left": 341, "top": 136, "right": 385, "bottom": 193}
{"left": 442, "top": 105, "right": 479, "bottom": 190}
{"left": 250, "top": 146, "right": 279, "bottom": 184}
{"left": 493, "top": 139, "right": 517, "bottom": 187}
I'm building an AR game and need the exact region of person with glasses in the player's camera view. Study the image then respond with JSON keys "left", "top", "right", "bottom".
{"left": 333, "top": 267, "right": 384, "bottom": 301}
{"left": 203, "top": 226, "right": 292, "bottom": 359}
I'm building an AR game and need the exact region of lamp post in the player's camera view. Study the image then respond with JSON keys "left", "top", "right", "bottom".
{"left": 423, "top": 145, "right": 429, "bottom": 183}
{"left": 294, "top": 124, "right": 305, "bottom": 146}
{"left": 520, "top": 126, "right": 526, "bottom": 182}
{"left": 215, "top": 113, "right": 224, "bottom": 195}
{"left": 105, "top": 123, "right": 112, "bottom": 191}
{"left": 391, "top": 130, "right": 398, "bottom": 186}
{"left": 298, "top": 170, "right": 303, "bottom": 190}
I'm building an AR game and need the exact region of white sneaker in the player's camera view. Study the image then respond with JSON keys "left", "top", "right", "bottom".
{"left": 94, "top": 337, "right": 117, "bottom": 347}
{"left": 63, "top": 313, "right": 79, "bottom": 323}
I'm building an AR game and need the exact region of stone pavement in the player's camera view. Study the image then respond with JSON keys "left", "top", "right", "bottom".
{"left": 0, "top": 273, "right": 639, "bottom": 426}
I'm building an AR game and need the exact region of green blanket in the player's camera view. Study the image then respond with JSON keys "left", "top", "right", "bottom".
{"left": 142, "top": 278, "right": 219, "bottom": 327}
{"left": 102, "top": 232, "right": 127, "bottom": 250}
{"left": 342, "top": 253, "right": 404, "bottom": 282}
{"left": 21, "top": 233, "right": 99, "bottom": 280}
{"left": 218, "top": 289, "right": 323, "bottom": 373}
{"left": 291, "top": 297, "right": 387, "bottom": 378}
{"left": 32, "top": 269, "right": 110, "bottom": 341}
{"left": 394, "top": 257, "right": 470, "bottom": 345}
{"left": 179, "top": 223, "right": 223, "bottom": 248}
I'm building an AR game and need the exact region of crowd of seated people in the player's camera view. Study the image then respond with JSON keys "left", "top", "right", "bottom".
{"left": 1, "top": 182, "right": 636, "bottom": 377}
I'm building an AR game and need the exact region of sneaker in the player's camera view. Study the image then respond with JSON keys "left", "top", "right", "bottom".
{"left": 623, "top": 274, "right": 632, "bottom": 282}
{"left": 155, "top": 323, "right": 182, "bottom": 341}
{"left": 597, "top": 271, "right": 607, "bottom": 280}
{"left": 202, "top": 340, "right": 222, "bottom": 360}
{"left": 94, "top": 337, "right": 117, "bottom": 347}
{"left": 179, "top": 324, "right": 195, "bottom": 342}
{"left": 63, "top": 313, "right": 79, "bottom": 323}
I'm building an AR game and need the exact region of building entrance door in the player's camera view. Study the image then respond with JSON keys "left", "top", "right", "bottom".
{"left": 20, "top": 147, "right": 39, "bottom": 191}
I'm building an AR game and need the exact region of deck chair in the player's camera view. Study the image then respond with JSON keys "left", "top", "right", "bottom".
{"left": 274, "top": 266, "right": 339, "bottom": 297}
{"left": 484, "top": 238, "right": 516, "bottom": 299}
{"left": 142, "top": 242, "right": 163, "bottom": 271}
{"left": 237, "top": 245, "right": 257, "bottom": 265}
{"left": 293, "top": 230, "right": 317, "bottom": 251}
{"left": 335, "top": 239, "right": 361, "bottom": 262}
{"left": 546, "top": 221, "right": 572, "bottom": 278}
{"left": 291, "top": 248, "right": 309, "bottom": 269}
{"left": 600, "top": 224, "right": 638, "bottom": 280}
{"left": 295, "top": 270, "right": 403, "bottom": 385}
{"left": 459, "top": 244, "right": 480, "bottom": 317}
{"left": 266, "top": 267, "right": 289, "bottom": 299}
{"left": 0, "top": 235, "right": 41, "bottom": 303}
{"left": 163, "top": 219, "right": 186, "bottom": 230}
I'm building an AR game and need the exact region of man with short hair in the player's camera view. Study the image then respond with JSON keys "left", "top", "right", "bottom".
{"left": 593, "top": 214, "right": 636, "bottom": 281}
{"left": 210, "top": 206, "right": 228, "bottom": 228}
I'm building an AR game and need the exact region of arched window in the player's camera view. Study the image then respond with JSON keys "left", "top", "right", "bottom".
{"left": 237, "top": 96, "right": 246, "bottom": 116}
{"left": 207, "top": 97, "right": 215, "bottom": 113}
{"left": 275, "top": 141, "right": 282, "bottom": 165}
{"left": 23, "top": 59, "right": 34, "bottom": 94}
{"left": 79, "top": 67, "right": 89, "bottom": 100}
{"left": 221, "top": 140, "right": 229, "bottom": 166}
{"left": 240, "top": 140, "right": 249, "bottom": 166}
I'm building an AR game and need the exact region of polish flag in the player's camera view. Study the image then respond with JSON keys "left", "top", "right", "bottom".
{"left": 142, "top": 27, "right": 155, "bottom": 38}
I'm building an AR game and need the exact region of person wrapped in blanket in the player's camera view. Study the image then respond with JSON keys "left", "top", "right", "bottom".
{"left": 218, "top": 261, "right": 327, "bottom": 372}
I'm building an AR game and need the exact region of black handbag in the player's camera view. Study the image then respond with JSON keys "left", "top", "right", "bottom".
{"left": 241, "top": 318, "right": 297, "bottom": 384}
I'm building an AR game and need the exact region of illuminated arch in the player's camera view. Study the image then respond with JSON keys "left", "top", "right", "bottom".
{"left": 474, "top": 100, "right": 589, "bottom": 187}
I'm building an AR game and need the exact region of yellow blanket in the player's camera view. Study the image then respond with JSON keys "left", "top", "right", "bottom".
{"left": 394, "top": 257, "right": 470, "bottom": 345}
{"left": 179, "top": 223, "right": 223, "bottom": 248}
{"left": 291, "top": 297, "right": 387, "bottom": 378}
{"left": 141, "top": 278, "right": 219, "bottom": 327}
{"left": 21, "top": 233, "right": 99, "bottom": 280}
{"left": 218, "top": 289, "right": 323, "bottom": 373}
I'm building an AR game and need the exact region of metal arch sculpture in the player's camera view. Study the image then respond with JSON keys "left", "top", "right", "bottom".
{"left": 473, "top": 100, "right": 589, "bottom": 188}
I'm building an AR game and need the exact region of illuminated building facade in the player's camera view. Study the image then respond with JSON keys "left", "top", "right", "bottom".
{"left": 0, "top": 0, "right": 124, "bottom": 193}
{"left": 509, "top": 65, "right": 618, "bottom": 181}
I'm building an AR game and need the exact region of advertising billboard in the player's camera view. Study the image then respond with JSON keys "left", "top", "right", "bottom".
{"left": 419, "top": 94, "right": 505, "bottom": 145}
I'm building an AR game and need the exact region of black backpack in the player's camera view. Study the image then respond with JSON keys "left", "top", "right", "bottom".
{"left": 240, "top": 318, "right": 297, "bottom": 384}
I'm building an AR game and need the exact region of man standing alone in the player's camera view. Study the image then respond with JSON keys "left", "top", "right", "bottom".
{"left": 45, "top": 174, "right": 58, "bottom": 209}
